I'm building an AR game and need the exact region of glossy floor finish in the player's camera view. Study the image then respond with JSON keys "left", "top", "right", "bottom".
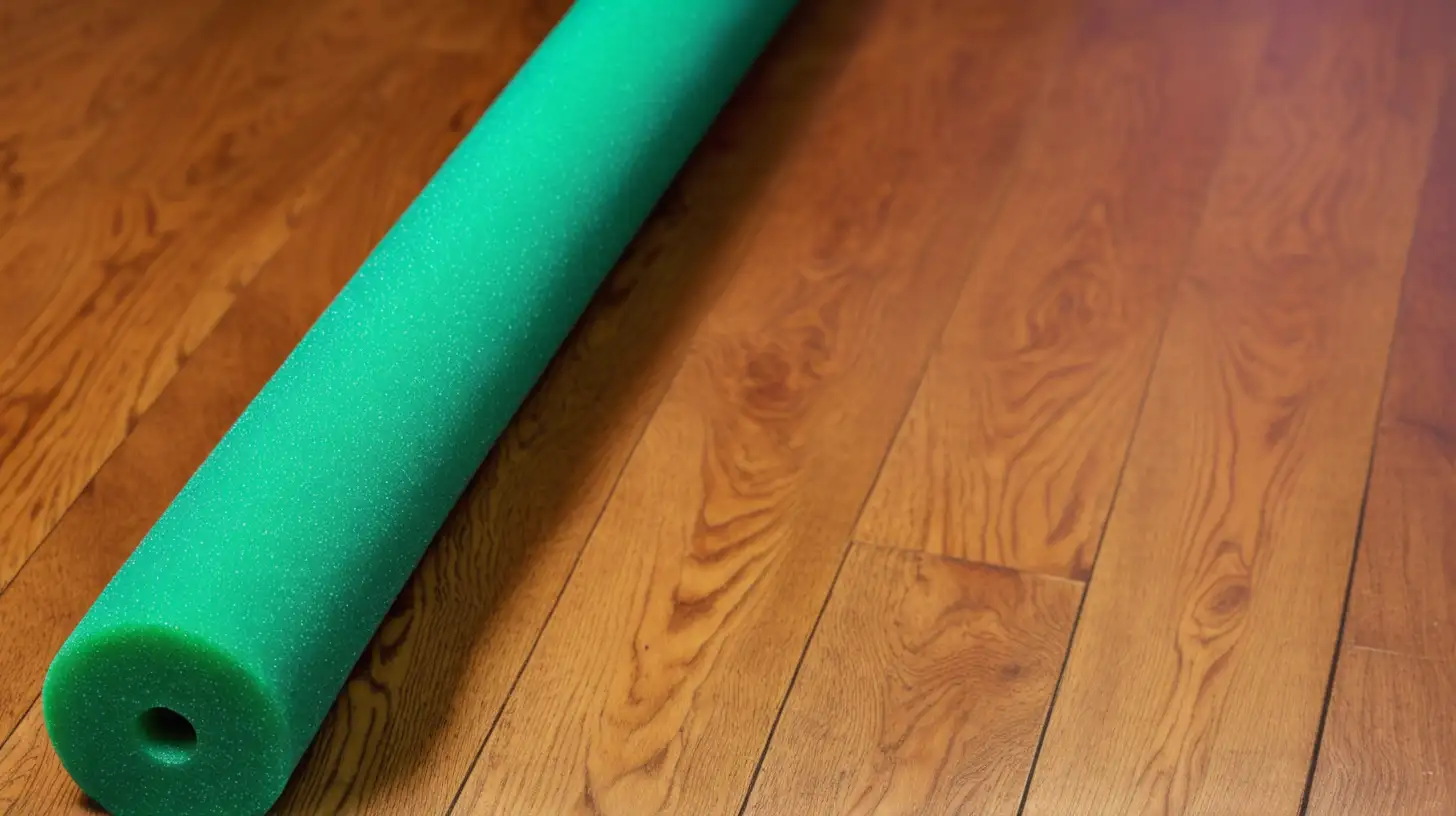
{"left": 1, "top": 0, "right": 1453, "bottom": 813}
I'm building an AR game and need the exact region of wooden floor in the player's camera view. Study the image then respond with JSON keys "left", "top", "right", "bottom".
{"left": 1, "top": 0, "right": 1453, "bottom": 813}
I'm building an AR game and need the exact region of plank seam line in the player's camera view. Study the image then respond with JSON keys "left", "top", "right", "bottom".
{"left": 1012, "top": 3, "right": 1282, "bottom": 809}
{"left": 0, "top": 692, "right": 40, "bottom": 761}
{"left": 1297, "top": 57, "right": 1452, "bottom": 813}
{"left": 733, "top": 37, "right": 1073, "bottom": 790}
{"left": 440, "top": 324, "right": 699, "bottom": 816}
{"left": 732, "top": 91, "right": 1059, "bottom": 798}
{"left": 0, "top": 6, "right": 413, "bottom": 778}
{"left": 735, "top": 538, "right": 855, "bottom": 816}
{"left": 849, "top": 538, "right": 1086, "bottom": 588}
{"left": 733, "top": 4, "right": 1086, "bottom": 806}
{"left": 1011, "top": 346, "right": 1143, "bottom": 816}
{"left": 0, "top": 56, "right": 407, "bottom": 601}
{"left": 845, "top": 0, "right": 1078, "bottom": 544}
{"left": 1297, "top": 443, "right": 1382, "bottom": 816}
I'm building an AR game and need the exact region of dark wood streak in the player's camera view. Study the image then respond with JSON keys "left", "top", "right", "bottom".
{"left": 0, "top": 41, "right": 545, "bottom": 814}
{"left": 1025, "top": 0, "right": 1444, "bottom": 812}
{"left": 1307, "top": 36, "right": 1456, "bottom": 811}
{"left": 0, "top": 0, "right": 445, "bottom": 595}
{"left": 854, "top": 0, "right": 1269, "bottom": 582}
{"left": 746, "top": 544, "right": 1081, "bottom": 814}
{"left": 452, "top": 0, "right": 1072, "bottom": 811}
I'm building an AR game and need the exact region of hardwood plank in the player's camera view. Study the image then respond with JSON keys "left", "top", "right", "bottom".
{"left": 0, "top": 0, "right": 542, "bottom": 595}
{"left": 0, "top": 0, "right": 550, "bottom": 362}
{"left": 1346, "top": 424, "right": 1456, "bottom": 660}
{"left": 1307, "top": 648, "right": 1456, "bottom": 815}
{"left": 1343, "top": 74, "right": 1456, "bottom": 662}
{"left": 1021, "top": 0, "right": 1446, "bottom": 812}
{"left": 0, "top": 0, "right": 224, "bottom": 232}
{"left": 273, "top": 5, "right": 843, "bottom": 811}
{"left": 0, "top": 703, "right": 78, "bottom": 815}
{"left": 450, "top": 1, "right": 1075, "bottom": 812}
{"left": 744, "top": 543, "right": 1080, "bottom": 815}
{"left": 854, "top": 0, "right": 1268, "bottom": 580}
{"left": 1305, "top": 56, "right": 1456, "bottom": 815}
{"left": 0, "top": 49, "right": 517, "bottom": 780}
{"left": 0, "top": 3, "right": 832, "bottom": 808}
{"left": 0, "top": 0, "right": 310, "bottom": 356}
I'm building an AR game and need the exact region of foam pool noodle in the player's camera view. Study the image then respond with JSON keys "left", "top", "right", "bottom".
{"left": 40, "top": 1, "right": 798, "bottom": 813}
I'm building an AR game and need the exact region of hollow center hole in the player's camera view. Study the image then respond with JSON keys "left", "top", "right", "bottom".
{"left": 137, "top": 707, "right": 197, "bottom": 765}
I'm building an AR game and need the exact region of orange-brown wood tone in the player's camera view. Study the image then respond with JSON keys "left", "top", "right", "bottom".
{"left": 276, "top": 5, "right": 873, "bottom": 810}
{"left": 0, "top": 48, "right": 551, "bottom": 813}
{"left": 854, "top": 0, "right": 1269, "bottom": 580}
{"left": 0, "top": 0, "right": 595, "bottom": 604}
{"left": 744, "top": 543, "right": 1080, "bottom": 815}
{"left": 0, "top": 0, "right": 222, "bottom": 233}
{"left": 450, "top": 1, "right": 1072, "bottom": 811}
{"left": 1023, "top": 0, "right": 1446, "bottom": 812}
{"left": 2, "top": 0, "right": 1455, "bottom": 814}
{"left": 1308, "top": 649, "right": 1456, "bottom": 815}
{"left": 1306, "top": 60, "right": 1456, "bottom": 816}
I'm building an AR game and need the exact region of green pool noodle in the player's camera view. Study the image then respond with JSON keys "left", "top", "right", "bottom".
{"left": 40, "top": 1, "right": 797, "bottom": 813}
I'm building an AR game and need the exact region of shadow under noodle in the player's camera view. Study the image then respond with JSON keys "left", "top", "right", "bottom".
{"left": 268, "top": 0, "right": 887, "bottom": 811}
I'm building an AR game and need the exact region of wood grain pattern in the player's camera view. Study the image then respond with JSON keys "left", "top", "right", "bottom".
{"left": 1306, "top": 59, "right": 1456, "bottom": 815}
{"left": 6, "top": 2, "right": 1455, "bottom": 813}
{"left": 1307, "top": 648, "right": 1456, "bottom": 815}
{"left": 0, "top": 0, "right": 539, "bottom": 595}
{"left": 1345, "top": 422, "right": 1456, "bottom": 660}
{"left": 0, "top": 704, "right": 79, "bottom": 815}
{"left": 0, "top": 49, "right": 516, "bottom": 797}
{"left": 0, "top": 3, "right": 855, "bottom": 811}
{"left": 1342, "top": 75, "right": 1456, "bottom": 663}
{"left": 854, "top": 0, "right": 1268, "bottom": 580}
{"left": 0, "top": 0, "right": 222, "bottom": 232}
{"left": 273, "top": 5, "right": 854, "bottom": 811}
{"left": 745, "top": 543, "right": 1080, "bottom": 815}
{"left": 0, "top": 0, "right": 310, "bottom": 359}
{"left": 1022, "top": 0, "right": 1446, "bottom": 812}
{"left": 450, "top": 1, "right": 1075, "bottom": 812}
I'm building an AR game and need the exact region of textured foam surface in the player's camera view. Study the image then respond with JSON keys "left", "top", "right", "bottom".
{"left": 41, "top": 2, "right": 796, "bottom": 813}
